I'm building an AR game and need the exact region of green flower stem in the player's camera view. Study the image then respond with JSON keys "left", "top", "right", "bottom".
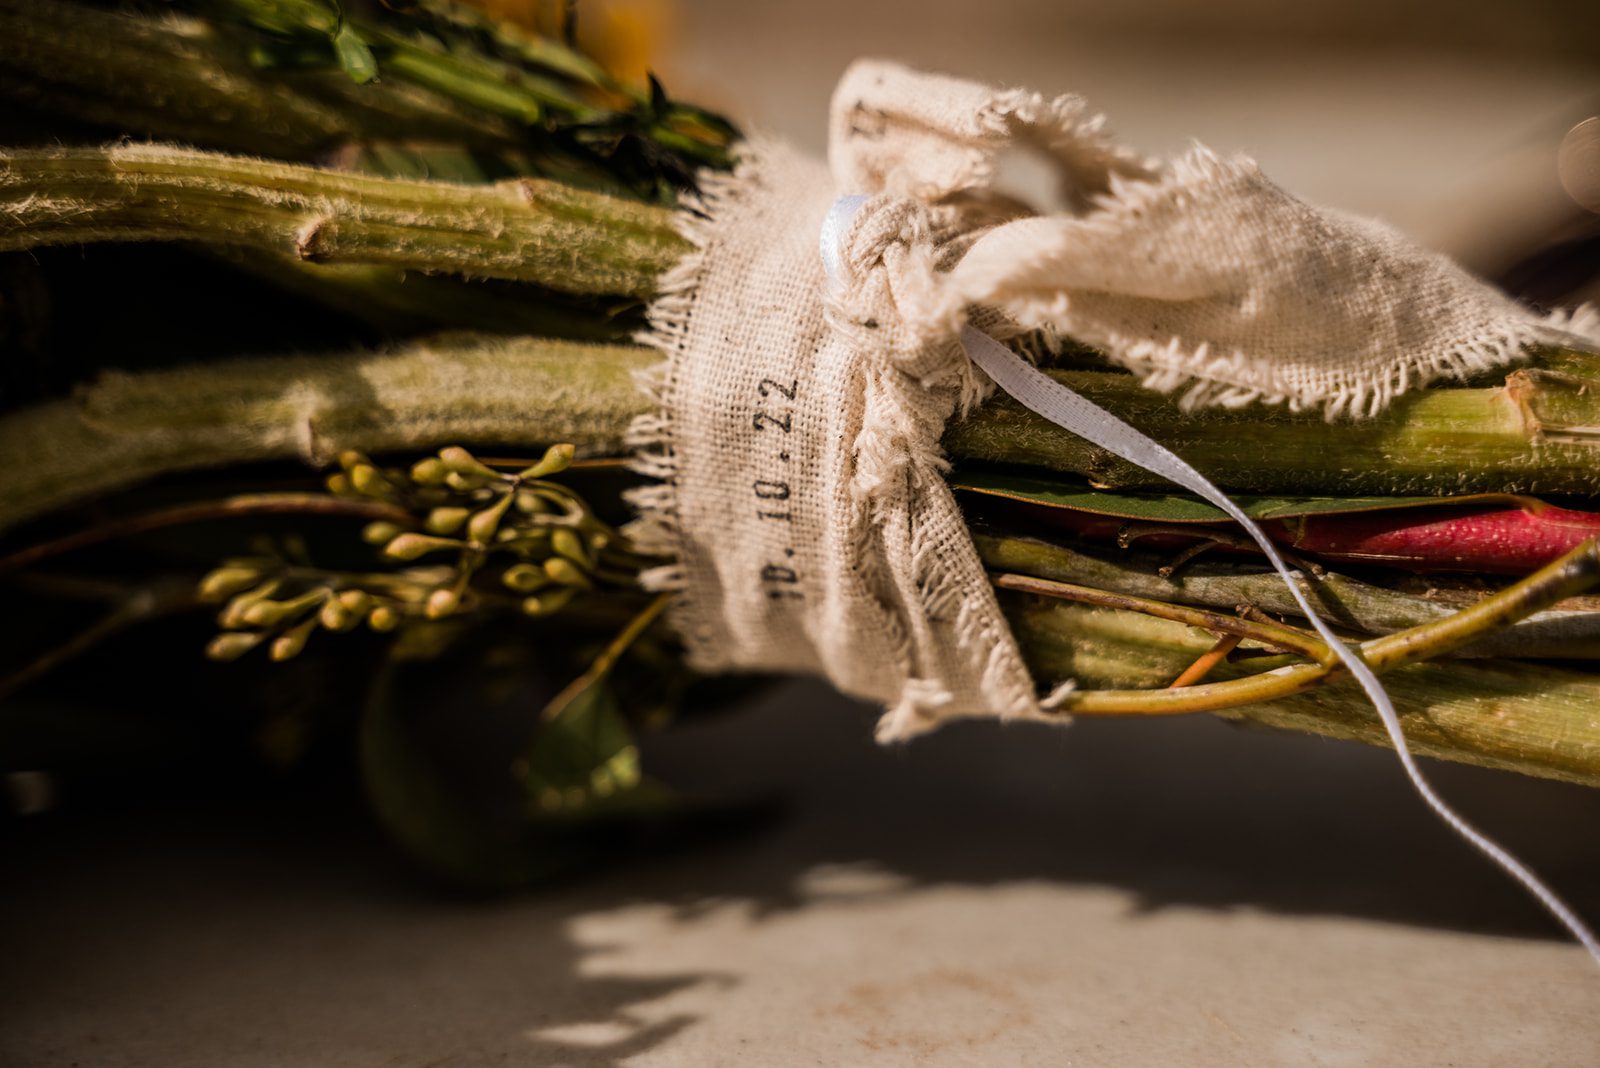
{"left": 1046, "top": 536, "right": 1600, "bottom": 715}
{"left": 0, "top": 336, "right": 653, "bottom": 532}
{"left": 944, "top": 356, "right": 1600, "bottom": 496}
{"left": 214, "top": 251, "right": 626, "bottom": 339}
{"left": 1005, "top": 592, "right": 1600, "bottom": 789}
{"left": 0, "top": 145, "right": 686, "bottom": 297}
{"left": 974, "top": 533, "right": 1600, "bottom": 659}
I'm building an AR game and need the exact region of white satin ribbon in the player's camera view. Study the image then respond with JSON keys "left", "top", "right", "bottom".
{"left": 822, "top": 194, "right": 1599, "bottom": 965}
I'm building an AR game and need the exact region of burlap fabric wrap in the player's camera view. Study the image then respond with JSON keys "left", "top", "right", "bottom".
{"left": 629, "top": 60, "right": 1597, "bottom": 741}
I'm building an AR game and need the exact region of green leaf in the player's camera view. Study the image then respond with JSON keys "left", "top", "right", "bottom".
{"left": 359, "top": 653, "right": 537, "bottom": 888}
{"left": 331, "top": 23, "right": 379, "bottom": 84}
{"left": 522, "top": 677, "right": 646, "bottom": 818}
{"left": 950, "top": 468, "right": 1538, "bottom": 524}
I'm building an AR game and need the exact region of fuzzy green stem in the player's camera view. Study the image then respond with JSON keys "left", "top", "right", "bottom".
{"left": 0, "top": 335, "right": 654, "bottom": 532}
{"left": 0, "top": 145, "right": 686, "bottom": 297}
{"left": 1005, "top": 596, "right": 1600, "bottom": 788}
{"left": 944, "top": 357, "right": 1600, "bottom": 496}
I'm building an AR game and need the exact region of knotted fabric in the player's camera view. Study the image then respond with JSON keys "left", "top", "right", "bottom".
{"left": 628, "top": 59, "right": 1595, "bottom": 740}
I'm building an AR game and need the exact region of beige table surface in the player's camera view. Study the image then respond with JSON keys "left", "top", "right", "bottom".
{"left": 5, "top": 680, "right": 1600, "bottom": 1066}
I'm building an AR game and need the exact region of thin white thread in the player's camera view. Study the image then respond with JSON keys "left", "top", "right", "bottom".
{"left": 823, "top": 194, "right": 1600, "bottom": 967}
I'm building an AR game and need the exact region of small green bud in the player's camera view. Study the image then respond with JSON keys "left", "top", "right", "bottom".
{"left": 337, "top": 589, "right": 373, "bottom": 615}
{"left": 349, "top": 463, "right": 387, "bottom": 496}
{"left": 383, "top": 533, "right": 457, "bottom": 561}
{"left": 270, "top": 621, "right": 316, "bottom": 661}
{"left": 217, "top": 579, "right": 281, "bottom": 629}
{"left": 444, "top": 470, "right": 484, "bottom": 493}
{"left": 542, "top": 557, "right": 591, "bottom": 588}
{"left": 337, "top": 450, "right": 367, "bottom": 471}
{"left": 520, "top": 443, "right": 575, "bottom": 480}
{"left": 241, "top": 599, "right": 293, "bottom": 627}
{"left": 324, "top": 472, "right": 352, "bottom": 496}
{"left": 424, "top": 507, "right": 471, "bottom": 535}
{"left": 206, "top": 632, "right": 263, "bottom": 662}
{"left": 514, "top": 490, "right": 550, "bottom": 515}
{"left": 467, "top": 495, "right": 514, "bottom": 545}
{"left": 424, "top": 588, "right": 460, "bottom": 619}
{"left": 550, "top": 527, "right": 589, "bottom": 567}
{"left": 367, "top": 604, "right": 400, "bottom": 632}
{"left": 501, "top": 563, "right": 549, "bottom": 593}
{"left": 410, "top": 457, "right": 448, "bottom": 485}
{"left": 521, "top": 587, "right": 577, "bottom": 616}
{"left": 198, "top": 566, "right": 262, "bottom": 602}
{"left": 361, "top": 521, "right": 403, "bottom": 546}
{"left": 319, "top": 597, "right": 357, "bottom": 632}
{"left": 439, "top": 447, "right": 498, "bottom": 478}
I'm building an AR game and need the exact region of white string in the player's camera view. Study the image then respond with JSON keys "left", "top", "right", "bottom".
{"left": 823, "top": 194, "right": 1600, "bottom": 966}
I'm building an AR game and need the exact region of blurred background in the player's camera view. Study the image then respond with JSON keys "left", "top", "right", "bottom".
{"left": 4, "top": 2, "right": 1600, "bottom": 1065}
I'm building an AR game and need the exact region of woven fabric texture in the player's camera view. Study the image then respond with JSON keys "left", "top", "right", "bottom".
{"left": 630, "top": 60, "right": 1596, "bottom": 739}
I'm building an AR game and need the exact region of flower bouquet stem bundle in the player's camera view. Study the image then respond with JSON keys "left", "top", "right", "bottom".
{"left": 4, "top": 0, "right": 1600, "bottom": 884}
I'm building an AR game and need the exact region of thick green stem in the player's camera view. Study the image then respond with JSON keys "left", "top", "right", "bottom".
{"left": 0, "top": 335, "right": 653, "bottom": 531}
{"left": 1006, "top": 596, "right": 1600, "bottom": 788}
{"left": 0, "top": 145, "right": 686, "bottom": 297}
{"left": 945, "top": 358, "right": 1600, "bottom": 496}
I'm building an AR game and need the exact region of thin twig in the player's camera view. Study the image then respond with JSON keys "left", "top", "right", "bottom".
{"left": 0, "top": 582, "right": 198, "bottom": 699}
{"left": 1048, "top": 537, "right": 1600, "bottom": 716}
{"left": 1169, "top": 633, "right": 1243, "bottom": 688}
{"left": 991, "top": 572, "right": 1326, "bottom": 660}
{"left": 0, "top": 494, "right": 409, "bottom": 576}
{"left": 540, "top": 591, "right": 674, "bottom": 723}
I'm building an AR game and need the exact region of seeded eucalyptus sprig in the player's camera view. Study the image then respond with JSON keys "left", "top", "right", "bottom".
{"left": 198, "top": 443, "right": 644, "bottom": 662}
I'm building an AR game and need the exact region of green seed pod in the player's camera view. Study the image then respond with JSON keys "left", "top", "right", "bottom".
{"left": 361, "top": 521, "right": 404, "bottom": 546}
{"left": 269, "top": 621, "right": 316, "bottom": 661}
{"left": 410, "top": 457, "right": 448, "bottom": 485}
{"left": 349, "top": 463, "right": 387, "bottom": 496}
{"left": 514, "top": 490, "right": 550, "bottom": 515}
{"left": 520, "top": 442, "right": 575, "bottom": 480}
{"left": 521, "top": 586, "right": 577, "bottom": 616}
{"left": 444, "top": 470, "right": 485, "bottom": 493}
{"left": 217, "top": 579, "right": 282, "bottom": 629}
{"left": 241, "top": 599, "right": 293, "bottom": 627}
{"left": 383, "top": 533, "right": 456, "bottom": 561}
{"left": 367, "top": 604, "right": 401, "bottom": 632}
{"left": 319, "top": 597, "right": 357, "bottom": 632}
{"left": 198, "top": 566, "right": 262, "bottom": 602}
{"left": 439, "top": 446, "right": 498, "bottom": 479}
{"left": 336, "top": 450, "right": 367, "bottom": 471}
{"left": 501, "top": 563, "right": 549, "bottom": 593}
{"left": 550, "top": 527, "right": 589, "bottom": 567}
{"left": 205, "top": 631, "right": 264, "bottom": 662}
{"left": 425, "top": 588, "right": 460, "bottom": 619}
{"left": 543, "top": 557, "right": 592, "bottom": 588}
{"left": 467, "top": 495, "right": 515, "bottom": 545}
{"left": 424, "top": 507, "right": 471, "bottom": 535}
{"left": 324, "top": 472, "right": 352, "bottom": 496}
{"left": 337, "top": 589, "right": 373, "bottom": 615}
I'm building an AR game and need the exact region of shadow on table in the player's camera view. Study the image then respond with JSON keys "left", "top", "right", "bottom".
{"left": 3, "top": 677, "right": 1597, "bottom": 1066}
